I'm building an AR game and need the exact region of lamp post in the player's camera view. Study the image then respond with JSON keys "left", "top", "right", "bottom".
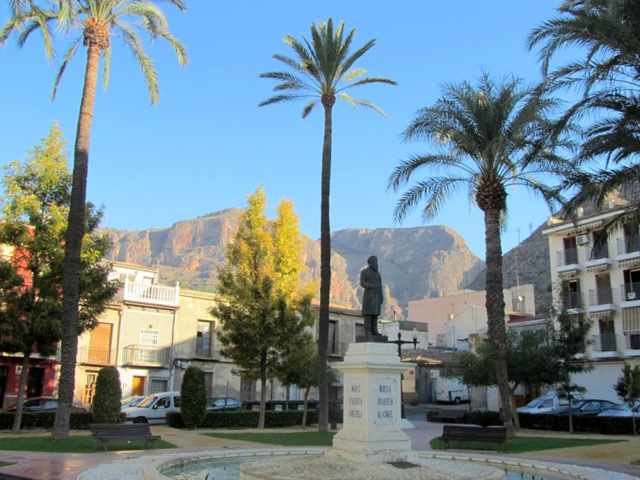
{"left": 387, "top": 328, "right": 419, "bottom": 419}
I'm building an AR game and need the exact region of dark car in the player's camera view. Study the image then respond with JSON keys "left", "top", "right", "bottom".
{"left": 548, "top": 399, "right": 618, "bottom": 416}
{"left": 6, "top": 396, "right": 86, "bottom": 412}
{"left": 206, "top": 397, "right": 242, "bottom": 411}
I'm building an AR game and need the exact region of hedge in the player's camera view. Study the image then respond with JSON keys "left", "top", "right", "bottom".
{"left": 166, "top": 409, "right": 324, "bottom": 429}
{"left": 0, "top": 411, "right": 93, "bottom": 430}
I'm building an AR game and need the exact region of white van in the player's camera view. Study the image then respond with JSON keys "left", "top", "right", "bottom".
{"left": 517, "top": 390, "right": 584, "bottom": 414}
{"left": 122, "top": 391, "right": 181, "bottom": 424}
{"left": 434, "top": 377, "right": 470, "bottom": 404}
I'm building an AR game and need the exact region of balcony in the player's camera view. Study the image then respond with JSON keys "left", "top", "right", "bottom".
{"left": 122, "top": 278, "right": 179, "bottom": 307}
{"left": 562, "top": 291, "right": 582, "bottom": 311}
{"left": 621, "top": 283, "right": 640, "bottom": 308}
{"left": 77, "top": 346, "right": 116, "bottom": 366}
{"left": 588, "top": 288, "right": 615, "bottom": 316}
{"left": 617, "top": 235, "right": 640, "bottom": 268}
{"left": 624, "top": 331, "right": 640, "bottom": 350}
{"left": 122, "top": 345, "right": 170, "bottom": 367}
{"left": 585, "top": 244, "right": 611, "bottom": 272}
{"left": 590, "top": 333, "right": 619, "bottom": 354}
{"left": 556, "top": 248, "right": 580, "bottom": 278}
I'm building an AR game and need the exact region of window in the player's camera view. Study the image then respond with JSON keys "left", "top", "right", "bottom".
{"left": 599, "top": 318, "right": 616, "bottom": 352}
{"left": 595, "top": 274, "right": 612, "bottom": 304}
{"left": 149, "top": 377, "right": 168, "bottom": 394}
{"left": 564, "top": 279, "right": 581, "bottom": 309}
{"left": 82, "top": 373, "right": 97, "bottom": 405}
{"left": 590, "top": 231, "right": 609, "bottom": 260}
{"left": 329, "top": 320, "right": 338, "bottom": 354}
{"left": 139, "top": 329, "right": 159, "bottom": 363}
{"left": 88, "top": 323, "right": 112, "bottom": 364}
{"left": 563, "top": 236, "right": 578, "bottom": 265}
{"left": 196, "top": 320, "right": 215, "bottom": 357}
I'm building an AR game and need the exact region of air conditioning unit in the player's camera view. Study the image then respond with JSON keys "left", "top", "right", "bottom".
{"left": 576, "top": 234, "right": 590, "bottom": 245}
{"left": 628, "top": 292, "right": 637, "bottom": 301}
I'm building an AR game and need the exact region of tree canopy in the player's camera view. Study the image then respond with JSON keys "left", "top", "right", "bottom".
{"left": 211, "top": 187, "right": 315, "bottom": 429}
{"left": 0, "top": 123, "right": 118, "bottom": 432}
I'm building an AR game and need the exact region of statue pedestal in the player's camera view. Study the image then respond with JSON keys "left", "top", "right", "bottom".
{"left": 325, "top": 342, "right": 412, "bottom": 464}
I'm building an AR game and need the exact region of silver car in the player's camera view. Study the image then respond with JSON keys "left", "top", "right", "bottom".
{"left": 122, "top": 391, "right": 181, "bottom": 424}
{"left": 596, "top": 401, "right": 640, "bottom": 417}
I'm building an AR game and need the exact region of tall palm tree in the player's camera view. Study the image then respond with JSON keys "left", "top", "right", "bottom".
{"left": 1, "top": 0, "right": 188, "bottom": 439}
{"left": 528, "top": 0, "right": 640, "bottom": 222}
{"left": 388, "top": 73, "right": 569, "bottom": 433}
{"left": 260, "top": 18, "right": 396, "bottom": 431}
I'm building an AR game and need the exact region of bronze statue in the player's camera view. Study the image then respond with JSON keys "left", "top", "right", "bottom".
{"left": 360, "top": 255, "right": 383, "bottom": 338}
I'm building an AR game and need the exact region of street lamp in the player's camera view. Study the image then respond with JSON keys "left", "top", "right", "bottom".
{"left": 387, "top": 330, "right": 420, "bottom": 419}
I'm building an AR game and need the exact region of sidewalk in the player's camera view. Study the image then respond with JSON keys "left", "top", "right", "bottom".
{"left": 0, "top": 420, "right": 639, "bottom": 479}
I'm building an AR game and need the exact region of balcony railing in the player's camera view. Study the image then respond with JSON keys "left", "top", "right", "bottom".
{"left": 617, "top": 235, "right": 640, "bottom": 255}
{"left": 588, "top": 288, "right": 613, "bottom": 306}
{"left": 625, "top": 330, "right": 640, "bottom": 350}
{"left": 591, "top": 333, "right": 618, "bottom": 353}
{"left": 563, "top": 291, "right": 582, "bottom": 309}
{"left": 77, "top": 346, "right": 116, "bottom": 366}
{"left": 122, "top": 345, "right": 170, "bottom": 367}
{"left": 123, "top": 278, "right": 179, "bottom": 307}
{"left": 589, "top": 243, "right": 609, "bottom": 261}
{"left": 557, "top": 248, "right": 578, "bottom": 267}
{"left": 622, "top": 282, "right": 640, "bottom": 301}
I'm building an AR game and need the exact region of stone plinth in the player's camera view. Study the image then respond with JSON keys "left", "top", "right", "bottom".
{"left": 325, "top": 342, "right": 412, "bottom": 464}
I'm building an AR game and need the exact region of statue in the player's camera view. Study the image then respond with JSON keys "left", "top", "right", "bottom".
{"left": 360, "top": 255, "right": 383, "bottom": 338}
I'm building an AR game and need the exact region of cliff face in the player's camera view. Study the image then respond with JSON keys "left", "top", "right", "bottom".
{"left": 467, "top": 223, "right": 552, "bottom": 313}
{"left": 104, "top": 209, "right": 486, "bottom": 315}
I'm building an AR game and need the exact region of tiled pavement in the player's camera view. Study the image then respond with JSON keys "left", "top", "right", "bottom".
{"left": 1, "top": 409, "right": 640, "bottom": 479}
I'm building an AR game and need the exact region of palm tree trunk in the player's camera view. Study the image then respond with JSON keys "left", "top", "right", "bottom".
{"left": 483, "top": 207, "right": 515, "bottom": 434}
{"left": 53, "top": 43, "right": 100, "bottom": 439}
{"left": 317, "top": 103, "right": 333, "bottom": 433}
{"left": 11, "top": 354, "right": 31, "bottom": 433}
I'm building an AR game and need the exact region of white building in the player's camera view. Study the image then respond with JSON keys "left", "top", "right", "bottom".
{"left": 542, "top": 197, "right": 640, "bottom": 402}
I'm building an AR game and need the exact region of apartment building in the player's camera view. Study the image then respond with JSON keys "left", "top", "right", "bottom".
{"left": 543, "top": 198, "right": 640, "bottom": 401}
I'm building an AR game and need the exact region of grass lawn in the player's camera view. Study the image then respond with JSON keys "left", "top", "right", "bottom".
{"left": 0, "top": 435, "right": 177, "bottom": 453}
{"left": 203, "top": 431, "right": 336, "bottom": 447}
{"left": 430, "top": 436, "right": 624, "bottom": 454}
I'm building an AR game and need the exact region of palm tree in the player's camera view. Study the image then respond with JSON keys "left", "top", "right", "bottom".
{"left": 1, "top": 0, "right": 188, "bottom": 439}
{"left": 388, "top": 73, "right": 569, "bottom": 433}
{"left": 260, "top": 18, "right": 396, "bottom": 431}
{"left": 528, "top": 0, "right": 640, "bottom": 222}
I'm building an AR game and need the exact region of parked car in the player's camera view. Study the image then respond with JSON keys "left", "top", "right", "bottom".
{"left": 207, "top": 397, "right": 242, "bottom": 411}
{"left": 517, "top": 390, "right": 584, "bottom": 414}
{"left": 5, "top": 396, "right": 86, "bottom": 413}
{"left": 122, "top": 391, "right": 180, "bottom": 424}
{"left": 548, "top": 399, "right": 618, "bottom": 416}
{"left": 121, "top": 395, "right": 147, "bottom": 410}
{"left": 597, "top": 401, "right": 640, "bottom": 417}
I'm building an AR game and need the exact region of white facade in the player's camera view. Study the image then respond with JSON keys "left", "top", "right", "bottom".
{"left": 543, "top": 200, "right": 640, "bottom": 403}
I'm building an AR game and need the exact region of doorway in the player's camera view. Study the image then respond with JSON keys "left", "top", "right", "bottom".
{"left": 132, "top": 376, "right": 146, "bottom": 396}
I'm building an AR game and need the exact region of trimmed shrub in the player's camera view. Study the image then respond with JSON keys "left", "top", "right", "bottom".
{"left": 92, "top": 366, "right": 123, "bottom": 423}
{"left": 180, "top": 366, "right": 207, "bottom": 428}
{"left": 0, "top": 411, "right": 93, "bottom": 430}
{"left": 464, "top": 410, "right": 502, "bottom": 427}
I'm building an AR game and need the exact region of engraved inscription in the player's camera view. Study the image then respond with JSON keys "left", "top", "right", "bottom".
{"left": 347, "top": 378, "right": 364, "bottom": 423}
{"left": 373, "top": 378, "right": 396, "bottom": 425}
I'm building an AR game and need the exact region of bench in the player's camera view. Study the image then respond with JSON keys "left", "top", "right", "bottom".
{"left": 441, "top": 425, "right": 507, "bottom": 451}
{"left": 432, "top": 409, "right": 466, "bottom": 423}
{"left": 90, "top": 423, "right": 161, "bottom": 451}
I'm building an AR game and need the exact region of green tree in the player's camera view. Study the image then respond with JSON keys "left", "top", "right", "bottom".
{"left": 528, "top": 0, "right": 640, "bottom": 228}
{"left": 614, "top": 361, "right": 640, "bottom": 435}
{"left": 0, "top": 0, "right": 188, "bottom": 439}
{"left": 388, "top": 73, "right": 570, "bottom": 434}
{"left": 550, "top": 285, "right": 594, "bottom": 433}
{"left": 0, "top": 123, "right": 118, "bottom": 432}
{"left": 458, "top": 329, "right": 561, "bottom": 429}
{"left": 92, "top": 366, "right": 122, "bottom": 424}
{"left": 180, "top": 366, "right": 207, "bottom": 429}
{"left": 276, "top": 333, "right": 317, "bottom": 427}
{"left": 212, "top": 187, "right": 315, "bottom": 429}
{"left": 260, "top": 18, "right": 396, "bottom": 432}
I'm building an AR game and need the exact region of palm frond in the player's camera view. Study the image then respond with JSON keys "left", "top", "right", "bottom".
{"left": 117, "top": 21, "right": 159, "bottom": 104}
{"left": 52, "top": 36, "right": 81, "bottom": 99}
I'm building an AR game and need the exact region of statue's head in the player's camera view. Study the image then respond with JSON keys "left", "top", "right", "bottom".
{"left": 367, "top": 255, "right": 378, "bottom": 270}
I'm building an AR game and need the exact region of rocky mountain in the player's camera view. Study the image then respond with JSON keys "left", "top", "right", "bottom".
{"left": 467, "top": 223, "right": 552, "bottom": 313}
{"left": 104, "top": 209, "right": 487, "bottom": 317}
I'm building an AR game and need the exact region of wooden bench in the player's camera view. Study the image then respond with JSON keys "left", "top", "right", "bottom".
{"left": 90, "top": 423, "right": 161, "bottom": 451}
{"left": 441, "top": 425, "right": 507, "bottom": 451}
{"left": 432, "top": 409, "right": 466, "bottom": 423}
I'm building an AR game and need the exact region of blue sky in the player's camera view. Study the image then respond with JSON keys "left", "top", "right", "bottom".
{"left": 0, "top": 1, "right": 570, "bottom": 260}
